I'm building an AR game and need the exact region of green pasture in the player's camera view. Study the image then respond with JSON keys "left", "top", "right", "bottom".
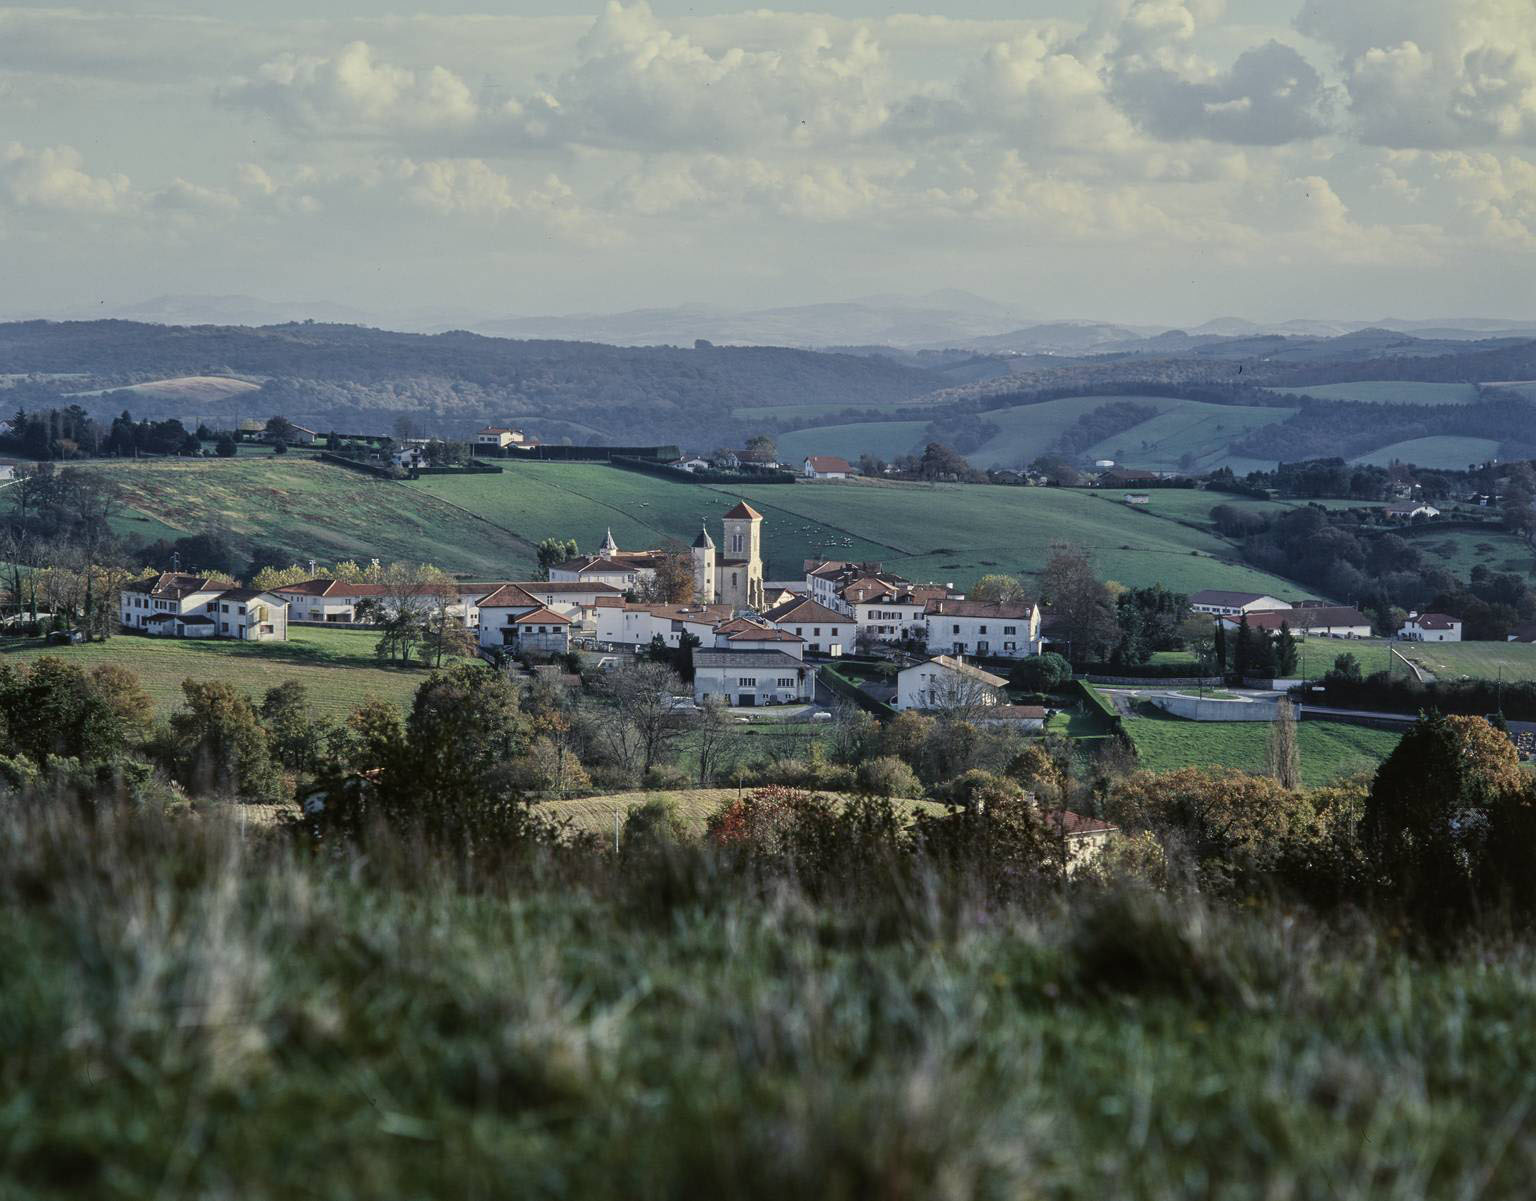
{"left": 775, "top": 421, "right": 927, "bottom": 464}
{"left": 0, "top": 625, "right": 438, "bottom": 719}
{"left": 82, "top": 458, "right": 533, "bottom": 575}
{"left": 1351, "top": 436, "right": 1503, "bottom": 469}
{"left": 1399, "top": 640, "right": 1536, "bottom": 683}
{"left": 1404, "top": 528, "right": 1533, "bottom": 577}
{"left": 1081, "top": 402, "right": 1299, "bottom": 473}
{"left": 1125, "top": 712, "right": 1402, "bottom": 787}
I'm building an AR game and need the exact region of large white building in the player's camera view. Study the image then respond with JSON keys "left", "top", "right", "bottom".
{"left": 760, "top": 596, "right": 857, "bottom": 656}
{"left": 119, "top": 573, "right": 288, "bottom": 642}
{"left": 475, "top": 585, "right": 571, "bottom": 653}
{"left": 923, "top": 598, "right": 1041, "bottom": 659}
{"left": 692, "top": 649, "right": 814, "bottom": 708}
{"left": 1189, "top": 590, "right": 1291, "bottom": 617}
{"left": 594, "top": 600, "right": 734, "bottom": 650}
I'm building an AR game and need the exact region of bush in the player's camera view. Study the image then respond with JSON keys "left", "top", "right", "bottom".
{"left": 856, "top": 756, "right": 922, "bottom": 799}
{"left": 1009, "top": 653, "right": 1073, "bottom": 692}
{"left": 643, "top": 764, "right": 692, "bottom": 791}
{"left": 934, "top": 769, "right": 1025, "bottom": 809}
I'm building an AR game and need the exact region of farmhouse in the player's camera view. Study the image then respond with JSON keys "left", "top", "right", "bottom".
{"left": 1384, "top": 502, "right": 1441, "bottom": 520}
{"left": 1218, "top": 606, "right": 1373, "bottom": 639}
{"left": 760, "top": 596, "right": 857, "bottom": 656}
{"left": 273, "top": 578, "right": 494, "bottom": 628}
{"left": 692, "top": 649, "right": 814, "bottom": 708}
{"left": 895, "top": 656, "right": 1007, "bottom": 712}
{"left": 923, "top": 598, "right": 1042, "bottom": 659}
{"left": 1399, "top": 612, "right": 1462, "bottom": 642}
{"left": 120, "top": 573, "right": 289, "bottom": 642}
{"left": 1189, "top": 590, "right": 1292, "bottom": 617}
{"left": 842, "top": 579, "right": 946, "bottom": 644}
{"left": 475, "top": 585, "right": 571, "bottom": 653}
{"left": 803, "top": 455, "right": 853, "bottom": 480}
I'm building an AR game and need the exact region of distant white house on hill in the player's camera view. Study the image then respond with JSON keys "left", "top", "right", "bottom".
{"left": 803, "top": 455, "right": 853, "bottom": 480}
{"left": 1399, "top": 612, "right": 1462, "bottom": 642}
{"left": 476, "top": 426, "right": 527, "bottom": 450}
{"left": 1189, "top": 590, "right": 1291, "bottom": 617}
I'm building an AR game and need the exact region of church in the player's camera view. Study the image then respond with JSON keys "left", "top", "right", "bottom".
{"left": 549, "top": 501, "right": 765, "bottom": 610}
{"left": 690, "top": 501, "right": 765, "bottom": 610}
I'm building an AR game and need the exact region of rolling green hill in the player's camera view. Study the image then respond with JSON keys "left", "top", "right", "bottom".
{"left": 83, "top": 458, "right": 536, "bottom": 575}
{"left": 79, "top": 456, "right": 1319, "bottom": 598}
{"left": 1264, "top": 381, "right": 1481, "bottom": 405}
{"left": 775, "top": 422, "right": 927, "bottom": 464}
{"left": 956, "top": 395, "right": 1296, "bottom": 472}
{"left": 1350, "top": 436, "right": 1503, "bottom": 469}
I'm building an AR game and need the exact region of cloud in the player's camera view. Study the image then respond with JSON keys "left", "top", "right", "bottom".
{"left": 1298, "top": 0, "right": 1536, "bottom": 147}
{"left": 1111, "top": 39, "right": 1339, "bottom": 143}
{"left": 0, "top": 143, "right": 132, "bottom": 213}
{"left": 220, "top": 41, "right": 477, "bottom": 136}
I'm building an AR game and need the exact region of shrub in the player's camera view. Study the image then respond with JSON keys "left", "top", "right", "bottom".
{"left": 856, "top": 756, "right": 922, "bottom": 799}
{"left": 934, "top": 769, "right": 1025, "bottom": 809}
{"left": 643, "top": 764, "right": 692, "bottom": 792}
{"left": 1009, "top": 652, "right": 1072, "bottom": 692}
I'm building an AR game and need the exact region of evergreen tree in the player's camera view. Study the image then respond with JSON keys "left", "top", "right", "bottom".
{"left": 1267, "top": 701, "right": 1301, "bottom": 790}
{"left": 1273, "top": 622, "right": 1300, "bottom": 676}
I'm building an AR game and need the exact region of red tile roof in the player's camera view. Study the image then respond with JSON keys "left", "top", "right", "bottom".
{"left": 722, "top": 501, "right": 763, "bottom": 520}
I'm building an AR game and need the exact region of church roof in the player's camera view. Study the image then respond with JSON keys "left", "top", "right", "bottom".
{"left": 722, "top": 501, "right": 763, "bottom": 520}
{"left": 692, "top": 524, "right": 715, "bottom": 549}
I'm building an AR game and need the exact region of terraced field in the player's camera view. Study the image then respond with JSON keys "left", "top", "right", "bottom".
{"left": 0, "top": 626, "right": 437, "bottom": 719}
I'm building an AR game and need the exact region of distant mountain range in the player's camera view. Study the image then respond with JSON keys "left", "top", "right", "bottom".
{"left": 12, "top": 291, "right": 1536, "bottom": 353}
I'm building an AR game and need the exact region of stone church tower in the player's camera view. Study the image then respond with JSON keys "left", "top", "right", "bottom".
{"left": 691, "top": 523, "right": 716, "bottom": 606}
{"left": 716, "top": 501, "right": 765, "bottom": 610}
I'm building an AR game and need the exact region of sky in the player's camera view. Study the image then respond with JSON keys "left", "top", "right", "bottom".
{"left": 3, "top": 0, "right": 1536, "bottom": 326}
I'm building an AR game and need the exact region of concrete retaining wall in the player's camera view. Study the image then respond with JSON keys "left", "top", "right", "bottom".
{"left": 1152, "top": 694, "right": 1298, "bottom": 722}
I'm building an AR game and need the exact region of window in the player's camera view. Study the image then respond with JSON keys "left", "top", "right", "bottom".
{"left": 813, "top": 627, "right": 821, "bottom": 636}
{"left": 737, "top": 676, "right": 756, "bottom": 687}
{"left": 952, "top": 624, "right": 960, "bottom": 634}
{"left": 777, "top": 677, "right": 796, "bottom": 688}
{"left": 1004, "top": 626, "right": 1016, "bottom": 635}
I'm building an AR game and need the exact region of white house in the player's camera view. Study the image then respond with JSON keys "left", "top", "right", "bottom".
{"left": 492, "top": 581, "right": 623, "bottom": 629}
{"left": 120, "top": 573, "right": 236, "bottom": 630}
{"left": 272, "top": 578, "right": 486, "bottom": 628}
{"left": 761, "top": 596, "right": 857, "bottom": 656}
{"left": 895, "top": 656, "right": 1008, "bottom": 712}
{"left": 207, "top": 588, "right": 290, "bottom": 641}
{"left": 476, "top": 426, "right": 526, "bottom": 450}
{"left": 475, "top": 585, "right": 572, "bottom": 653}
{"left": 923, "top": 598, "right": 1041, "bottom": 659}
{"left": 692, "top": 649, "right": 814, "bottom": 708}
{"left": 391, "top": 446, "right": 428, "bottom": 469}
{"left": 1399, "top": 612, "right": 1462, "bottom": 642}
{"left": 594, "top": 600, "right": 733, "bottom": 650}
{"left": 713, "top": 617, "right": 806, "bottom": 660}
{"left": 1188, "top": 590, "right": 1292, "bottom": 617}
{"left": 803, "top": 455, "right": 853, "bottom": 480}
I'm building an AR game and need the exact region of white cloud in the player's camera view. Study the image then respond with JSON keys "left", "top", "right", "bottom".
{"left": 1298, "top": 0, "right": 1536, "bottom": 147}
{"left": 0, "top": 142, "right": 132, "bottom": 213}
{"left": 220, "top": 41, "right": 477, "bottom": 136}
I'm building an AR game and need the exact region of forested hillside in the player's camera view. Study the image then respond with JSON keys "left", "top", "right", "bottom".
{"left": 0, "top": 321, "right": 941, "bottom": 445}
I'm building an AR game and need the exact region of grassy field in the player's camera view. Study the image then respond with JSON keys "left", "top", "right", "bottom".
{"left": 1125, "top": 712, "right": 1402, "bottom": 786}
{"left": 1351, "top": 436, "right": 1503, "bottom": 469}
{"left": 1265, "top": 381, "right": 1482, "bottom": 405}
{"left": 541, "top": 789, "right": 946, "bottom": 835}
{"left": 1397, "top": 640, "right": 1536, "bottom": 683}
{"left": 733, "top": 400, "right": 928, "bottom": 421}
{"left": 775, "top": 421, "right": 926, "bottom": 464}
{"left": 961, "top": 395, "right": 1296, "bottom": 473}
{"left": 404, "top": 464, "right": 1315, "bottom": 595}
{"left": 0, "top": 626, "right": 437, "bottom": 719}
{"left": 1404, "top": 528, "right": 1533, "bottom": 576}
{"left": 83, "top": 458, "right": 535, "bottom": 574}
{"left": 12, "top": 803, "right": 1536, "bottom": 1200}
